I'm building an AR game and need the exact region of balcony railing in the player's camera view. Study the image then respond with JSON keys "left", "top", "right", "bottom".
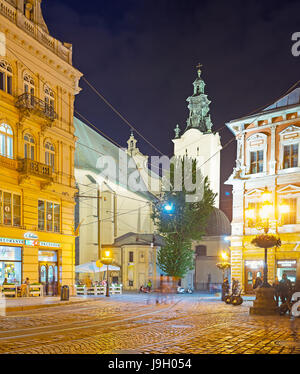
{"left": 0, "top": 0, "right": 72, "bottom": 64}
{"left": 15, "top": 93, "right": 57, "bottom": 121}
{"left": 18, "top": 159, "right": 53, "bottom": 181}
{"left": 0, "top": 154, "right": 18, "bottom": 170}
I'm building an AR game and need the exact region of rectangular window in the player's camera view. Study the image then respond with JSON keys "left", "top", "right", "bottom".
{"left": 247, "top": 202, "right": 263, "bottom": 226}
{"left": 13, "top": 195, "right": 21, "bottom": 227}
{"left": 7, "top": 75, "right": 12, "bottom": 95}
{"left": 0, "top": 191, "right": 21, "bottom": 227}
{"left": 250, "top": 150, "right": 264, "bottom": 174}
{"left": 53, "top": 204, "right": 60, "bottom": 232}
{"left": 38, "top": 200, "right": 45, "bottom": 231}
{"left": 3, "top": 192, "right": 11, "bottom": 225}
{"left": 195, "top": 245, "right": 207, "bottom": 257}
{"left": 46, "top": 202, "right": 53, "bottom": 232}
{"left": 0, "top": 192, "right": 2, "bottom": 225}
{"left": 129, "top": 251, "right": 134, "bottom": 262}
{"left": 281, "top": 198, "right": 297, "bottom": 225}
{"left": 283, "top": 144, "right": 298, "bottom": 169}
{"left": 0, "top": 133, "right": 5, "bottom": 156}
{"left": 38, "top": 200, "right": 60, "bottom": 232}
{"left": 0, "top": 72, "right": 4, "bottom": 91}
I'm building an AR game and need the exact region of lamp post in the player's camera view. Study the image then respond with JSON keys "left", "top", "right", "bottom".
{"left": 101, "top": 250, "right": 113, "bottom": 297}
{"left": 246, "top": 187, "right": 289, "bottom": 315}
{"left": 216, "top": 251, "right": 231, "bottom": 301}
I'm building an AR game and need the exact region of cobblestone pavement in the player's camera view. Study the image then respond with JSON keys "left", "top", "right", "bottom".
{"left": 0, "top": 293, "right": 299, "bottom": 354}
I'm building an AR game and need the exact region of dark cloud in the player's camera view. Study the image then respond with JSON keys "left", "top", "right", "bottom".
{"left": 42, "top": 0, "right": 300, "bottom": 218}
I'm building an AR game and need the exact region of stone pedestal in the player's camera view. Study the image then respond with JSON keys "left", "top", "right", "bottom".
{"left": 250, "top": 287, "right": 278, "bottom": 315}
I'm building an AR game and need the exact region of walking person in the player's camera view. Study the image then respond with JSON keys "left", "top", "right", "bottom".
{"left": 253, "top": 275, "right": 262, "bottom": 291}
{"left": 272, "top": 276, "right": 280, "bottom": 306}
{"left": 222, "top": 277, "right": 230, "bottom": 301}
{"left": 146, "top": 279, "right": 152, "bottom": 292}
{"left": 279, "top": 273, "right": 292, "bottom": 304}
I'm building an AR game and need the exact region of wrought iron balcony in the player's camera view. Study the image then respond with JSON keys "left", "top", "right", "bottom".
{"left": 15, "top": 93, "right": 57, "bottom": 121}
{"left": 18, "top": 159, "right": 53, "bottom": 182}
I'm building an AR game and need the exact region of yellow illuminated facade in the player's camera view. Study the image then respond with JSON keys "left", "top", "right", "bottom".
{"left": 226, "top": 89, "right": 300, "bottom": 293}
{"left": 0, "top": 0, "right": 82, "bottom": 294}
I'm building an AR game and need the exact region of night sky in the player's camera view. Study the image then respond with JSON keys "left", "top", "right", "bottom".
{"left": 42, "top": 0, "right": 300, "bottom": 219}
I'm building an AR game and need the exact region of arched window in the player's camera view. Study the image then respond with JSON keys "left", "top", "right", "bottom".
{"left": 44, "top": 85, "right": 55, "bottom": 113}
{"left": 24, "top": 133, "right": 35, "bottom": 160}
{"left": 0, "top": 60, "right": 12, "bottom": 95}
{"left": 0, "top": 123, "right": 13, "bottom": 159}
{"left": 24, "top": 73, "right": 35, "bottom": 106}
{"left": 45, "top": 141, "right": 55, "bottom": 170}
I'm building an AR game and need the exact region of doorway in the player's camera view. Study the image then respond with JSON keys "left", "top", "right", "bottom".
{"left": 244, "top": 261, "right": 263, "bottom": 293}
{"left": 39, "top": 262, "right": 58, "bottom": 296}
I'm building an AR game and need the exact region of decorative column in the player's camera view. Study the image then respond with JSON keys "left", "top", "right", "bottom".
{"left": 269, "top": 126, "right": 276, "bottom": 174}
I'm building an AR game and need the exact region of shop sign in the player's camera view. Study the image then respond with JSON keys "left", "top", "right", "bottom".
{"left": 24, "top": 232, "right": 38, "bottom": 239}
{"left": 245, "top": 260, "right": 264, "bottom": 269}
{"left": 39, "top": 242, "right": 60, "bottom": 248}
{"left": 0, "top": 237, "right": 24, "bottom": 245}
{"left": 277, "top": 260, "right": 297, "bottom": 268}
{"left": 25, "top": 239, "right": 38, "bottom": 247}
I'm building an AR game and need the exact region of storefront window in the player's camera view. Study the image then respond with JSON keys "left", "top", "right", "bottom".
{"left": 0, "top": 246, "right": 22, "bottom": 285}
{"left": 277, "top": 260, "right": 297, "bottom": 283}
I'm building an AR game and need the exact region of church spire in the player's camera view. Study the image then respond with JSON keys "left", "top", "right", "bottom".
{"left": 184, "top": 64, "right": 213, "bottom": 134}
{"left": 127, "top": 130, "right": 139, "bottom": 154}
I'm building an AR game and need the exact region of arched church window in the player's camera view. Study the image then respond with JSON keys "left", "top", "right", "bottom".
{"left": 0, "top": 60, "right": 12, "bottom": 95}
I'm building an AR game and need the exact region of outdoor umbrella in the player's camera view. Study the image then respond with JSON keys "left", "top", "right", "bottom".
{"left": 75, "top": 261, "right": 100, "bottom": 273}
{"left": 98, "top": 265, "right": 120, "bottom": 272}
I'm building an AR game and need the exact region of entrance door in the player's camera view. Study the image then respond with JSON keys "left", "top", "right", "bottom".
{"left": 245, "top": 267, "right": 263, "bottom": 293}
{"left": 39, "top": 262, "right": 58, "bottom": 296}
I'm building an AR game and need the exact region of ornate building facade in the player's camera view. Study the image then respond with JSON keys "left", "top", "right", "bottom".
{"left": 226, "top": 88, "right": 300, "bottom": 293}
{"left": 0, "top": 0, "right": 82, "bottom": 294}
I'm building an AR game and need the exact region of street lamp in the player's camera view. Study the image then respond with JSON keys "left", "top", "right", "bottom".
{"left": 101, "top": 249, "right": 113, "bottom": 297}
{"left": 216, "top": 251, "right": 231, "bottom": 301}
{"left": 246, "top": 187, "right": 289, "bottom": 315}
{"left": 163, "top": 203, "right": 175, "bottom": 213}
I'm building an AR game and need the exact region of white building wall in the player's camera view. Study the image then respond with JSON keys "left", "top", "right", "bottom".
{"left": 173, "top": 128, "right": 221, "bottom": 207}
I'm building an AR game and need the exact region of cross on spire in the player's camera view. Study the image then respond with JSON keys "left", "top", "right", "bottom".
{"left": 196, "top": 63, "right": 202, "bottom": 77}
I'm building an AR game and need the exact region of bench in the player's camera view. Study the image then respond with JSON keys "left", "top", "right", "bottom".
{"left": 0, "top": 284, "right": 17, "bottom": 298}
{"left": 110, "top": 285, "right": 122, "bottom": 295}
{"left": 29, "top": 284, "right": 43, "bottom": 297}
{"left": 75, "top": 285, "right": 86, "bottom": 295}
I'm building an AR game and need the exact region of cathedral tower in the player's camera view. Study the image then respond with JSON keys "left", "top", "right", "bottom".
{"left": 173, "top": 65, "right": 221, "bottom": 207}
